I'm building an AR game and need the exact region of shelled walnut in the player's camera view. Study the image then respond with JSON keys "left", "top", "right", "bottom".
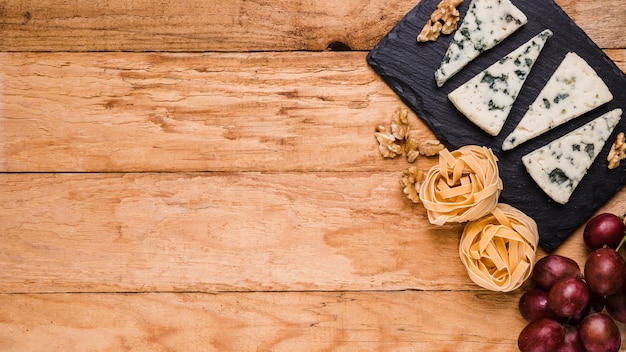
{"left": 418, "top": 139, "right": 445, "bottom": 157}
{"left": 390, "top": 107, "right": 410, "bottom": 140}
{"left": 418, "top": 0, "right": 463, "bottom": 42}
{"left": 405, "top": 137, "right": 421, "bottom": 163}
{"left": 402, "top": 167, "right": 425, "bottom": 204}
{"left": 375, "top": 125, "right": 403, "bottom": 158}
{"left": 608, "top": 132, "right": 626, "bottom": 169}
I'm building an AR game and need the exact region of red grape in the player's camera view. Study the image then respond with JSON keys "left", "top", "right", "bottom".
{"left": 583, "top": 213, "right": 625, "bottom": 250}
{"left": 584, "top": 248, "right": 626, "bottom": 296}
{"left": 519, "top": 289, "right": 558, "bottom": 322}
{"left": 518, "top": 317, "right": 565, "bottom": 352}
{"left": 579, "top": 313, "right": 621, "bottom": 352}
{"left": 532, "top": 255, "right": 581, "bottom": 290}
{"left": 548, "top": 277, "right": 591, "bottom": 318}
{"left": 555, "top": 325, "right": 585, "bottom": 352}
{"left": 605, "top": 289, "right": 626, "bottom": 323}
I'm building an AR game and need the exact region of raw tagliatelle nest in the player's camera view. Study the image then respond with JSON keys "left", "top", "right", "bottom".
{"left": 459, "top": 204, "right": 539, "bottom": 292}
{"left": 419, "top": 145, "right": 503, "bottom": 225}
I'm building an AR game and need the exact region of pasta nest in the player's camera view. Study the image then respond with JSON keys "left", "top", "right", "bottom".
{"left": 459, "top": 204, "right": 539, "bottom": 292}
{"left": 419, "top": 145, "right": 503, "bottom": 225}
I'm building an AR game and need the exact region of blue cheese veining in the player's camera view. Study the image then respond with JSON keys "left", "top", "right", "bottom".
{"left": 522, "top": 108, "right": 623, "bottom": 205}
{"left": 434, "top": 0, "right": 527, "bottom": 87}
{"left": 448, "top": 29, "right": 552, "bottom": 136}
{"left": 502, "top": 52, "right": 614, "bottom": 150}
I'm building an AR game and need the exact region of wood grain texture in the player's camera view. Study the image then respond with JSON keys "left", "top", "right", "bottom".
{"left": 0, "top": 171, "right": 467, "bottom": 293}
{"left": 0, "top": 0, "right": 623, "bottom": 52}
{"left": 1, "top": 51, "right": 624, "bottom": 173}
{"left": 2, "top": 171, "right": 625, "bottom": 294}
{"left": 0, "top": 291, "right": 534, "bottom": 351}
{"left": 0, "top": 51, "right": 436, "bottom": 172}
{"left": 2, "top": 0, "right": 625, "bottom": 350}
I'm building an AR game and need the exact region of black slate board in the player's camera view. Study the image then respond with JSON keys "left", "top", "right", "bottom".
{"left": 367, "top": 0, "right": 626, "bottom": 252}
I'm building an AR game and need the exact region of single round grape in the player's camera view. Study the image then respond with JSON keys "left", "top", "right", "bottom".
{"left": 548, "top": 277, "right": 591, "bottom": 318}
{"left": 555, "top": 325, "right": 585, "bottom": 352}
{"left": 605, "top": 289, "right": 626, "bottom": 323}
{"left": 583, "top": 213, "right": 625, "bottom": 250}
{"left": 579, "top": 313, "right": 621, "bottom": 352}
{"left": 532, "top": 255, "right": 581, "bottom": 290}
{"left": 519, "top": 289, "right": 558, "bottom": 322}
{"left": 584, "top": 248, "right": 626, "bottom": 296}
{"left": 518, "top": 318, "right": 565, "bottom": 352}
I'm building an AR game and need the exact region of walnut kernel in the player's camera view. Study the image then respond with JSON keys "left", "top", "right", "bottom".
{"left": 375, "top": 125, "right": 403, "bottom": 159}
{"left": 418, "top": 139, "right": 445, "bottom": 157}
{"left": 417, "top": 20, "right": 443, "bottom": 42}
{"left": 417, "top": 0, "right": 463, "bottom": 42}
{"left": 608, "top": 132, "right": 626, "bottom": 170}
{"left": 390, "top": 107, "right": 410, "bottom": 141}
{"left": 402, "top": 167, "right": 425, "bottom": 204}
{"left": 405, "top": 137, "right": 421, "bottom": 163}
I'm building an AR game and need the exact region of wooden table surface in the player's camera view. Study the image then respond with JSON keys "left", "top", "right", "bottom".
{"left": 1, "top": 0, "right": 625, "bottom": 350}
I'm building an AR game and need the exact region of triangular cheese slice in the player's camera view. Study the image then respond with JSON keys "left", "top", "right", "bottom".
{"left": 502, "top": 52, "right": 613, "bottom": 150}
{"left": 434, "top": 0, "right": 527, "bottom": 87}
{"left": 448, "top": 29, "right": 553, "bottom": 136}
{"left": 522, "top": 108, "right": 622, "bottom": 205}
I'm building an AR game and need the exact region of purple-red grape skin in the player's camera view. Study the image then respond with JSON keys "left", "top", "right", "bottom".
{"left": 519, "top": 289, "right": 558, "bottom": 322}
{"left": 605, "top": 289, "right": 626, "bottom": 323}
{"left": 555, "top": 325, "right": 585, "bottom": 352}
{"left": 532, "top": 255, "right": 581, "bottom": 290}
{"left": 584, "top": 248, "right": 626, "bottom": 296}
{"left": 583, "top": 213, "right": 625, "bottom": 250}
{"left": 579, "top": 313, "right": 621, "bottom": 352}
{"left": 518, "top": 318, "right": 565, "bottom": 352}
{"left": 548, "top": 277, "right": 591, "bottom": 318}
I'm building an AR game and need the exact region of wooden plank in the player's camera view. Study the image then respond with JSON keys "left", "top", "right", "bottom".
{"left": 0, "top": 0, "right": 623, "bottom": 52}
{"left": 1, "top": 51, "right": 624, "bottom": 173}
{"left": 0, "top": 51, "right": 436, "bottom": 172}
{"left": 2, "top": 172, "right": 625, "bottom": 294}
{"left": 0, "top": 172, "right": 466, "bottom": 293}
{"left": 0, "top": 291, "right": 533, "bottom": 351}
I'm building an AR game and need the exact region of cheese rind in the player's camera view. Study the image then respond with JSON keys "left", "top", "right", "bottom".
{"left": 448, "top": 29, "right": 552, "bottom": 136}
{"left": 522, "top": 108, "right": 623, "bottom": 205}
{"left": 502, "top": 52, "right": 614, "bottom": 150}
{"left": 434, "top": 0, "right": 527, "bottom": 87}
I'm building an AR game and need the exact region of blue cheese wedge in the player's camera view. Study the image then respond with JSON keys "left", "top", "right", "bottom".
{"left": 434, "top": 0, "right": 527, "bottom": 87}
{"left": 448, "top": 29, "right": 553, "bottom": 136}
{"left": 522, "top": 108, "right": 623, "bottom": 205}
{"left": 502, "top": 52, "right": 614, "bottom": 150}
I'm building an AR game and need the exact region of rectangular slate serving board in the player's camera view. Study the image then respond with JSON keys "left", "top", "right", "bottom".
{"left": 367, "top": 0, "right": 626, "bottom": 252}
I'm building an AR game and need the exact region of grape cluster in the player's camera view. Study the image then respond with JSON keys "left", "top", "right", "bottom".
{"left": 517, "top": 213, "right": 626, "bottom": 352}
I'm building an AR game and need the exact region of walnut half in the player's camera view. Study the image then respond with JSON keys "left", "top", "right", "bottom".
{"left": 375, "top": 125, "right": 403, "bottom": 159}
{"left": 402, "top": 167, "right": 425, "bottom": 204}
{"left": 608, "top": 132, "right": 626, "bottom": 170}
{"left": 418, "top": 0, "right": 463, "bottom": 42}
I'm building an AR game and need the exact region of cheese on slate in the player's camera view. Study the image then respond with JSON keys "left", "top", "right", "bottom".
{"left": 522, "top": 108, "right": 623, "bottom": 205}
{"left": 502, "top": 52, "right": 613, "bottom": 150}
{"left": 448, "top": 29, "right": 552, "bottom": 136}
{"left": 434, "top": 0, "right": 527, "bottom": 87}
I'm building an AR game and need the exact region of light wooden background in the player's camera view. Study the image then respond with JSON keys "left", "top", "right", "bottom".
{"left": 0, "top": 0, "right": 625, "bottom": 350}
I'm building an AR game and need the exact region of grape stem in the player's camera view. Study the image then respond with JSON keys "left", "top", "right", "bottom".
{"left": 616, "top": 234, "right": 626, "bottom": 252}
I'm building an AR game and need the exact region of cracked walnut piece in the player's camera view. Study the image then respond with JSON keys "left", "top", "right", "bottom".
{"left": 608, "top": 132, "right": 626, "bottom": 170}
{"left": 418, "top": 0, "right": 463, "bottom": 42}
{"left": 405, "top": 137, "right": 421, "bottom": 163}
{"left": 391, "top": 107, "right": 410, "bottom": 140}
{"left": 402, "top": 167, "right": 425, "bottom": 204}
{"left": 375, "top": 125, "right": 403, "bottom": 158}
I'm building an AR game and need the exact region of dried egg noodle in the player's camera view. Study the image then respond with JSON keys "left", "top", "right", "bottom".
{"left": 419, "top": 145, "right": 502, "bottom": 225}
{"left": 460, "top": 204, "right": 539, "bottom": 292}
